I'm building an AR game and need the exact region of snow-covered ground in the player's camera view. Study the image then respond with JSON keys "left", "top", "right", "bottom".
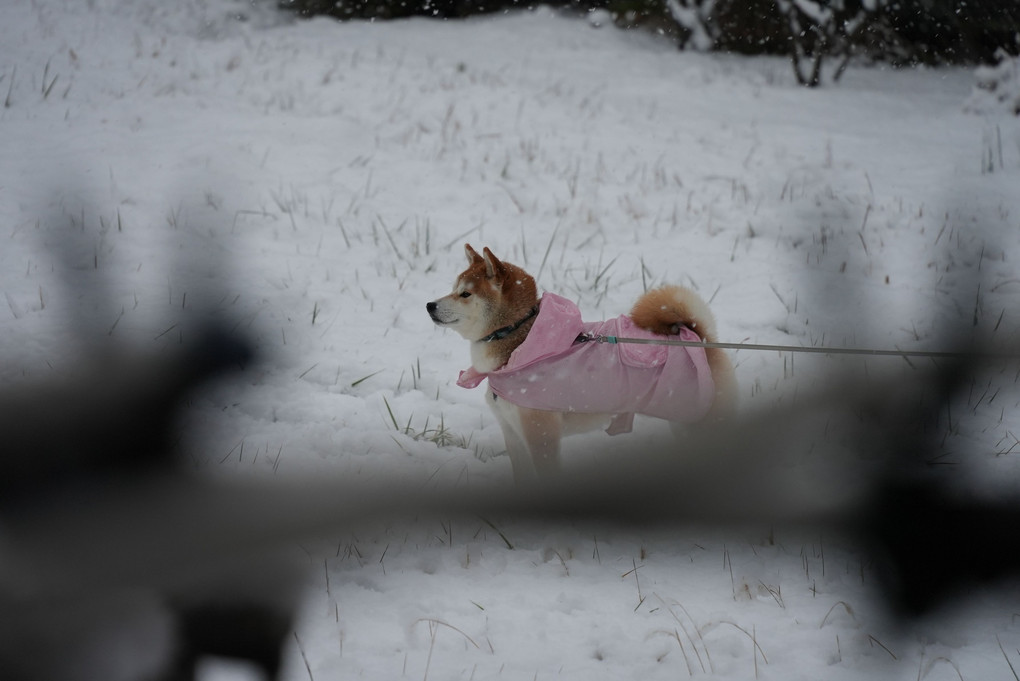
{"left": 3, "top": 1, "right": 1020, "bottom": 679}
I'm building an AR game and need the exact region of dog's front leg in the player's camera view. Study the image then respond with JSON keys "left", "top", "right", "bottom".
{"left": 488, "top": 393, "right": 562, "bottom": 481}
{"left": 517, "top": 407, "right": 562, "bottom": 476}
{"left": 488, "top": 392, "right": 538, "bottom": 483}
{"left": 499, "top": 422, "right": 537, "bottom": 483}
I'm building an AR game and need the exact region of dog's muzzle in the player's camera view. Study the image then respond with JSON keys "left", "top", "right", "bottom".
{"left": 426, "top": 301, "right": 449, "bottom": 325}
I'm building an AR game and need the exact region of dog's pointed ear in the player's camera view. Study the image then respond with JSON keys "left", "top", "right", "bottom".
{"left": 464, "top": 244, "right": 484, "bottom": 265}
{"left": 481, "top": 247, "right": 505, "bottom": 279}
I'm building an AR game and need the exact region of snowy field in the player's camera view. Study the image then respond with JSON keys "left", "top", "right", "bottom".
{"left": 3, "top": 1, "right": 1020, "bottom": 679}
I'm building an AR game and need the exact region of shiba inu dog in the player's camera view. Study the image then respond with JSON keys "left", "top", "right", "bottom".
{"left": 427, "top": 244, "right": 736, "bottom": 482}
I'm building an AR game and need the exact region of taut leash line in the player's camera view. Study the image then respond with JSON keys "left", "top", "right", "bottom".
{"left": 577, "top": 333, "right": 1020, "bottom": 361}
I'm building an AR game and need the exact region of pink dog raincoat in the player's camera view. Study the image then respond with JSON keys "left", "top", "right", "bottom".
{"left": 457, "top": 293, "right": 716, "bottom": 434}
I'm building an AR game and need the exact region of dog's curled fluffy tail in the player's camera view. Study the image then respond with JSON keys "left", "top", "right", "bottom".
{"left": 631, "top": 286, "right": 737, "bottom": 420}
{"left": 630, "top": 285, "right": 718, "bottom": 341}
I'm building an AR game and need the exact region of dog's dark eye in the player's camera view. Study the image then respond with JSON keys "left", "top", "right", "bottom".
{"left": 459, "top": 291, "right": 471, "bottom": 298}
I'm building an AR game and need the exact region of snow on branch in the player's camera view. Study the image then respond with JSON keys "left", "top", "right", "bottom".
{"left": 965, "top": 49, "right": 1020, "bottom": 117}
{"left": 665, "top": 0, "right": 718, "bottom": 51}
{"left": 789, "top": 0, "right": 832, "bottom": 25}
{"left": 776, "top": 0, "right": 888, "bottom": 87}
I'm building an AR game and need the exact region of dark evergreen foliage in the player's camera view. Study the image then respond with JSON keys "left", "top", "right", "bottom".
{"left": 277, "top": 0, "right": 1020, "bottom": 67}
{"left": 881, "top": 0, "right": 1020, "bottom": 65}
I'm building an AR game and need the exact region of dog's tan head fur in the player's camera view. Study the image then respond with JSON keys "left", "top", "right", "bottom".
{"left": 427, "top": 245, "right": 538, "bottom": 370}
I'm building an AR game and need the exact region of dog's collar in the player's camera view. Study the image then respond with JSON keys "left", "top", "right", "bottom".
{"left": 477, "top": 305, "right": 539, "bottom": 343}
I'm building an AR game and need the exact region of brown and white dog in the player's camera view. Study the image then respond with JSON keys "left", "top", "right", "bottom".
{"left": 428, "top": 244, "right": 736, "bottom": 481}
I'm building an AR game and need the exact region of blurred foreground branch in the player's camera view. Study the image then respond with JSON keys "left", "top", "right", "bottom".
{"left": 1, "top": 317, "right": 1017, "bottom": 679}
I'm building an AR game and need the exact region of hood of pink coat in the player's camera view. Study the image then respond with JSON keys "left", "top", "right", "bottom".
{"left": 457, "top": 293, "right": 583, "bottom": 388}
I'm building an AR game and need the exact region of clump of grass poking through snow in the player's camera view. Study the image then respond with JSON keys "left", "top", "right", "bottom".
{"left": 382, "top": 396, "right": 473, "bottom": 449}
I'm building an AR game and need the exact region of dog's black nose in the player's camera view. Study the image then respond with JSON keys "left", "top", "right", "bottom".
{"left": 426, "top": 302, "right": 437, "bottom": 314}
